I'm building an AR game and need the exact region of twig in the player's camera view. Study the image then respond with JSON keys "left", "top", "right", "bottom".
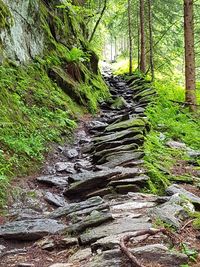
{"left": 0, "top": 248, "right": 27, "bottom": 259}
{"left": 181, "top": 219, "right": 194, "bottom": 231}
{"left": 170, "top": 100, "right": 200, "bottom": 107}
{"left": 119, "top": 228, "right": 177, "bottom": 267}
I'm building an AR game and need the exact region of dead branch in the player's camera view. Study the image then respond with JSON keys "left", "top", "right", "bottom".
{"left": 119, "top": 228, "right": 177, "bottom": 267}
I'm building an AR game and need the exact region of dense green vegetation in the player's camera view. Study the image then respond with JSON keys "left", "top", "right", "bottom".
{"left": 0, "top": 1, "right": 110, "bottom": 206}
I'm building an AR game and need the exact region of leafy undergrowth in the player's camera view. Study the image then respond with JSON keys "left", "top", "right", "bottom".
{"left": 0, "top": 59, "right": 109, "bottom": 207}
{"left": 144, "top": 78, "right": 200, "bottom": 194}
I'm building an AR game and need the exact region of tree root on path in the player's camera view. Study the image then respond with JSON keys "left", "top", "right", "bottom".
{"left": 119, "top": 228, "right": 180, "bottom": 267}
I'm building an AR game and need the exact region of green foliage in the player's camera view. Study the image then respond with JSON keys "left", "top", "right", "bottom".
{"left": 65, "top": 48, "right": 89, "bottom": 63}
{"left": 0, "top": 62, "right": 82, "bottom": 206}
{"left": 144, "top": 78, "right": 200, "bottom": 193}
{"left": 181, "top": 243, "right": 198, "bottom": 262}
{"left": 0, "top": 0, "right": 13, "bottom": 30}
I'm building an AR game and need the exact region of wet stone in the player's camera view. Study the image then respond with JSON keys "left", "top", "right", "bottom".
{"left": 55, "top": 162, "right": 75, "bottom": 173}
{"left": 0, "top": 219, "right": 67, "bottom": 241}
{"left": 79, "top": 217, "right": 151, "bottom": 245}
{"left": 37, "top": 175, "right": 69, "bottom": 187}
{"left": 64, "top": 149, "right": 79, "bottom": 159}
{"left": 87, "top": 244, "right": 188, "bottom": 267}
{"left": 166, "top": 184, "right": 200, "bottom": 206}
{"left": 44, "top": 192, "right": 67, "bottom": 207}
{"left": 49, "top": 196, "right": 104, "bottom": 219}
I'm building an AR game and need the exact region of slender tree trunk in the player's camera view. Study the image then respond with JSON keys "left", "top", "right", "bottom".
{"left": 184, "top": 0, "right": 197, "bottom": 112}
{"left": 140, "top": 0, "right": 146, "bottom": 73}
{"left": 89, "top": 0, "right": 107, "bottom": 43}
{"left": 137, "top": 2, "right": 140, "bottom": 70}
{"left": 148, "top": 0, "right": 154, "bottom": 81}
{"left": 128, "top": 0, "right": 133, "bottom": 74}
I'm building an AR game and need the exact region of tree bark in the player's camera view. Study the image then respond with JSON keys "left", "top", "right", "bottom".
{"left": 128, "top": 0, "right": 133, "bottom": 74}
{"left": 184, "top": 0, "right": 197, "bottom": 111}
{"left": 140, "top": 0, "right": 146, "bottom": 74}
{"left": 148, "top": 0, "right": 154, "bottom": 81}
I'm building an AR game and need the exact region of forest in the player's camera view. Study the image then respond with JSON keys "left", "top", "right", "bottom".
{"left": 0, "top": 0, "right": 200, "bottom": 266}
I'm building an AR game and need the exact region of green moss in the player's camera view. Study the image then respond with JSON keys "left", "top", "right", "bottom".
{"left": 0, "top": 0, "right": 13, "bottom": 30}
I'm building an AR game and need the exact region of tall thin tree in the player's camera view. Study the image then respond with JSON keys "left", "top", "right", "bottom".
{"left": 128, "top": 0, "right": 133, "bottom": 74}
{"left": 140, "top": 0, "right": 146, "bottom": 73}
{"left": 184, "top": 0, "right": 197, "bottom": 111}
{"left": 148, "top": 0, "right": 154, "bottom": 81}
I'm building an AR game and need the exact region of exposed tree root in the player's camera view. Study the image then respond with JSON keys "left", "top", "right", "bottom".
{"left": 119, "top": 228, "right": 179, "bottom": 267}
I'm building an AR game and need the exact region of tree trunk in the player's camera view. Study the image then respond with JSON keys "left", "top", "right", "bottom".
{"left": 184, "top": 0, "right": 197, "bottom": 111}
{"left": 89, "top": 0, "right": 107, "bottom": 43}
{"left": 128, "top": 0, "right": 133, "bottom": 74}
{"left": 148, "top": 0, "right": 154, "bottom": 81}
{"left": 140, "top": 0, "right": 146, "bottom": 73}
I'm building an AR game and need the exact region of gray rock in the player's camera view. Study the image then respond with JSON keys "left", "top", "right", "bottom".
{"left": 49, "top": 264, "right": 73, "bottom": 267}
{"left": 102, "top": 151, "right": 144, "bottom": 168}
{"left": 74, "top": 159, "right": 92, "bottom": 171}
{"left": 49, "top": 196, "right": 104, "bottom": 219}
{"left": 37, "top": 175, "right": 69, "bottom": 187}
{"left": 151, "top": 202, "right": 189, "bottom": 229}
{"left": 65, "top": 167, "right": 145, "bottom": 197}
{"left": 88, "top": 244, "right": 188, "bottom": 267}
{"left": 166, "top": 140, "right": 187, "bottom": 149}
{"left": 0, "top": 245, "right": 6, "bottom": 254}
{"left": 134, "top": 107, "right": 145, "bottom": 113}
{"left": 0, "top": 219, "right": 67, "bottom": 241}
{"left": 64, "top": 149, "right": 79, "bottom": 159}
{"left": 36, "top": 236, "right": 78, "bottom": 250}
{"left": 187, "top": 148, "right": 200, "bottom": 158}
{"left": 44, "top": 192, "right": 67, "bottom": 207}
{"left": 69, "top": 248, "right": 92, "bottom": 262}
{"left": 108, "top": 175, "right": 149, "bottom": 186}
{"left": 55, "top": 162, "right": 75, "bottom": 173}
{"left": 79, "top": 217, "right": 152, "bottom": 245}
{"left": 166, "top": 184, "right": 200, "bottom": 206}
{"left": 68, "top": 211, "right": 113, "bottom": 234}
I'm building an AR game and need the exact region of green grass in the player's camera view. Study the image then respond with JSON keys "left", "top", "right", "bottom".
{"left": 0, "top": 59, "right": 108, "bottom": 207}
{"left": 144, "top": 78, "right": 200, "bottom": 193}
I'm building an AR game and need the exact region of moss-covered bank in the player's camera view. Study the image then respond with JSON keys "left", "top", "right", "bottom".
{"left": 0, "top": 1, "right": 110, "bottom": 205}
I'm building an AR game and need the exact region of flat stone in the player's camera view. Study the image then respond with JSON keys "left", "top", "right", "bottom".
{"left": 64, "top": 149, "right": 79, "bottom": 159}
{"left": 69, "top": 248, "right": 92, "bottom": 262}
{"left": 36, "top": 236, "right": 78, "bottom": 251}
{"left": 93, "top": 128, "right": 142, "bottom": 144}
{"left": 44, "top": 192, "right": 67, "bottom": 207}
{"left": 87, "top": 121, "right": 108, "bottom": 130}
{"left": 102, "top": 151, "right": 144, "bottom": 168}
{"left": 68, "top": 211, "right": 113, "bottom": 234}
{"left": 65, "top": 167, "right": 145, "bottom": 197}
{"left": 79, "top": 217, "right": 151, "bottom": 245}
{"left": 187, "top": 148, "right": 200, "bottom": 158}
{"left": 37, "top": 175, "right": 69, "bottom": 187}
{"left": 55, "top": 162, "right": 75, "bottom": 173}
{"left": 135, "top": 107, "right": 145, "bottom": 113}
{"left": 0, "top": 219, "right": 67, "bottom": 241}
{"left": 108, "top": 175, "right": 149, "bottom": 186}
{"left": 49, "top": 196, "right": 104, "bottom": 219}
{"left": 49, "top": 264, "right": 73, "bottom": 267}
{"left": 105, "top": 117, "right": 146, "bottom": 132}
{"left": 166, "top": 184, "right": 200, "bottom": 206}
{"left": 111, "top": 201, "right": 156, "bottom": 214}
{"left": 166, "top": 140, "right": 187, "bottom": 149}
{"left": 88, "top": 244, "right": 188, "bottom": 267}
{"left": 74, "top": 160, "right": 92, "bottom": 171}
{"left": 151, "top": 202, "right": 189, "bottom": 229}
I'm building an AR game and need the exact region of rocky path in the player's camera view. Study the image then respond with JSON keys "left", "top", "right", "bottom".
{"left": 0, "top": 68, "right": 200, "bottom": 266}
